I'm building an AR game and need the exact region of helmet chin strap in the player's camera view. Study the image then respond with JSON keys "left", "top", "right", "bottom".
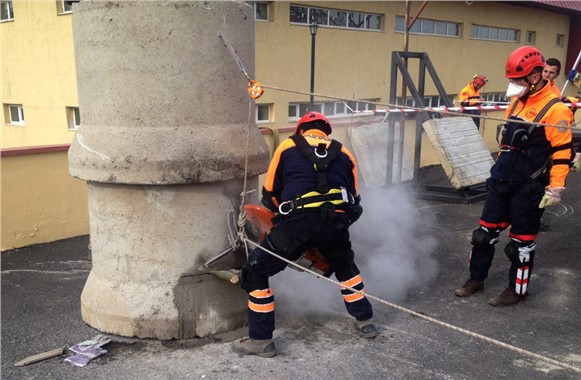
{"left": 524, "top": 76, "right": 543, "bottom": 94}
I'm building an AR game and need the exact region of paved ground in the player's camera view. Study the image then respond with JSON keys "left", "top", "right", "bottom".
{"left": 2, "top": 173, "right": 580, "bottom": 380}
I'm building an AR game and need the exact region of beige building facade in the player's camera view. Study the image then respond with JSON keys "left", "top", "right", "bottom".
{"left": 1, "top": 0, "right": 579, "bottom": 250}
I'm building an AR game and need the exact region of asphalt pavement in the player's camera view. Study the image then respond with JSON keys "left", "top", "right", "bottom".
{"left": 2, "top": 172, "right": 580, "bottom": 380}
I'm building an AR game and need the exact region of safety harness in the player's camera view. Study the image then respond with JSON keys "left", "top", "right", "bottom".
{"left": 275, "top": 134, "right": 356, "bottom": 216}
{"left": 267, "top": 133, "right": 359, "bottom": 259}
{"left": 496, "top": 97, "right": 572, "bottom": 181}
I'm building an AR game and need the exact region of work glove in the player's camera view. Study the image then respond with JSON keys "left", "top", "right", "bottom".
{"left": 572, "top": 152, "right": 581, "bottom": 173}
{"left": 64, "top": 347, "right": 107, "bottom": 367}
{"left": 538, "top": 187, "right": 565, "bottom": 208}
{"left": 64, "top": 335, "right": 111, "bottom": 367}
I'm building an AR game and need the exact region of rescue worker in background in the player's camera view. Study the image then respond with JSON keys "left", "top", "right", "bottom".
{"left": 458, "top": 74, "right": 488, "bottom": 129}
{"left": 455, "top": 46, "right": 574, "bottom": 306}
{"left": 543, "top": 58, "right": 581, "bottom": 173}
{"left": 543, "top": 58, "right": 562, "bottom": 97}
{"left": 232, "top": 112, "right": 377, "bottom": 357}
{"left": 543, "top": 57, "right": 580, "bottom": 114}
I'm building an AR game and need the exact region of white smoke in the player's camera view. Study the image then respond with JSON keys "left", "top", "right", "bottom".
{"left": 272, "top": 184, "right": 439, "bottom": 317}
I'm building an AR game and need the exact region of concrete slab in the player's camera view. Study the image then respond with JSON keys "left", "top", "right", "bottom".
{"left": 2, "top": 172, "right": 580, "bottom": 379}
{"left": 422, "top": 117, "right": 494, "bottom": 189}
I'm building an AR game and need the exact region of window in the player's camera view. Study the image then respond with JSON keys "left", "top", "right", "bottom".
{"left": 255, "top": 104, "right": 272, "bottom": 123}
{"left": 67, "top": 106, "right": 81, "bottom": 130}
{"left": 484, "top": 92, "right": 508, "bottom": 103}
{"left": 395, "top": 16, "right": 460, "bottom": 37}
{"left": 290, "top": 4, "right": 382, "bottom": 32}
{"left": 1, "top": 0, "right": 14, "bottom": 21}
{"left": 5, "top": 104, "right": 24, "bottom": 125}
{"left": 470, "top": 24, "right": 518, "bottom": 42}
{"left": 57, "top": 0, "right": 79, "bottom": 15}
{"left": 556, "top": 34, "right": 564, "bottom": 47}
{"left": 289, "top": 99, "right": 378, "bottom": 121}
{"left": 525, "top": 31, "right": 536, "bottom": 44}
{"left": 246, "top": 1, "right": 268, "bottom": 21}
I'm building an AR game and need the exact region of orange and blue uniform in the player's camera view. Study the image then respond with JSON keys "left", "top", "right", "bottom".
{"left": 242, "top": 128, "right": 373, "bottom": 340}
{"left": 469, "top": 80, "right": 573, "bottom": 295}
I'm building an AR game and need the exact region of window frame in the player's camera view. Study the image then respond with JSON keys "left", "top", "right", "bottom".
{"left": 6, "top": 104, "right": 25, "bottom": 126}
{"left": 288, "top": 99, "right": 378, "bottom": 122}
{"left": 290, "top": 4, "right": 382, "bottom": 32}
{"left": 470, "top": 24, "right": 519, "bottom": 42}
{"left": 67, "top": 106, "right": 81, "bottom": 130}
{"left": 395, "top": 15, "right": 460, "bottom": 37}
{"left": 525, "top": 31, "right": 536, "bottom": 44}
{"left": 246, "top": 1, "right": 268, "bottom": 21}
{"left": 1, "top": 0, "right": 14, "bottom": 22}
{"left": 255, "top": 104, "right": 272, "bottom": 124}
{"left": 56, "top": 0, "right": 79, "bottom": 15}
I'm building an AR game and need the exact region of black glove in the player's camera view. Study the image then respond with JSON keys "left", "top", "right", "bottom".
{"left": 347, "top": 203, "right": 363, "bottom": 224}
{"left": 261, "top": 187, "right": 279, "bottom": 213}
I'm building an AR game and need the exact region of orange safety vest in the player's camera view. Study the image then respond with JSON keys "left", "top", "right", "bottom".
{"left": 503, "top": 83, "right": 573, "bottom": 188}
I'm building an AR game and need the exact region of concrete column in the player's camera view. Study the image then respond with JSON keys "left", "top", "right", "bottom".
{"left": 69, "top": 0, "right": 269, "bottom": 339}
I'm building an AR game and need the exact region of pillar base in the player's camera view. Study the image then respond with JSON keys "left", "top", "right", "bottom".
{"left": 81, "top": 271, "right": 248, "bottom": 339}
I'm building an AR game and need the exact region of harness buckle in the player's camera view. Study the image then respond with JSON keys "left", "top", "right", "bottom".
{"left": 340, "top": 187, "right": 355, "bottom": 204}
{"left": 278, "top": 200, "right": 294, "bottom": 215}
{"left": 314, "top": 144, "right": 328, "bottom": 158}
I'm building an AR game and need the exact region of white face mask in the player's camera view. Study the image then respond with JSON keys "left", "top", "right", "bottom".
{"left": 506, "top": 82, "right": 528, "bottom": 98}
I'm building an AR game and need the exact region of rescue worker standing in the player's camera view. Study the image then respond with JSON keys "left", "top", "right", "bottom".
{"left": 458, "top": 74, "right": 488, "bottom": 129}
{"left": 232, "top": 112, "right": 377, "bottom": 357}
{"left": 455, "top": 46, "right": 574, "bottom": 306}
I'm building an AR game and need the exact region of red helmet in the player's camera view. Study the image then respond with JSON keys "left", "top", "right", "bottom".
{"left": 505, "top": 46, "right": 544, "bottom": 79}
{"left": 294, "top": 111, "right": 332, "bottom": 135}
{"left": 473, "top": 74, "right": 488, "bottom": 86}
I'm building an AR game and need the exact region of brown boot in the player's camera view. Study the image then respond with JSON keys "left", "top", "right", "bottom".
{"left": 232, "top": 337, "right": 277, "bottom": 358}
{"left": 488, "top": 288, "right": 526, "bottom": 307}
{"left": 455, "top": 279, "right": 484, "bottom": 297}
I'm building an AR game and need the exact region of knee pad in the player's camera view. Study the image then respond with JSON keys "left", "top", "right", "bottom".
{"left": 504, "top": 239, "right": 536, "bottom": 266}
{"left": 471, "top": 227, "right": 498, "bottom": 247}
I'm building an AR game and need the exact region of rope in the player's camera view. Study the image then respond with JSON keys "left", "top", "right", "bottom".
{"left": 235, "top": 99, "right": 255, "bottom": 256}
{"left": 261, "top": 84, "right": 579, "bottom": 131}
{"left": 243, "top": 237, "right": 581, "bottom": 374}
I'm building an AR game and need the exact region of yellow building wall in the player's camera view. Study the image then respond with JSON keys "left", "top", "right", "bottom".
{"left": 255, "top": 1, "right": 571, "bottom": 130}
{"left": 1, "top": 151, "right": 89, "bottom": 250}
{"left": 1, "top": 0, "right": 83, "bottom": 250}
{"left": 0, "top": 1, "right": 577, "bottom": 249}
{"left": 1, "top": 0, "right": 78, "bottom": 148}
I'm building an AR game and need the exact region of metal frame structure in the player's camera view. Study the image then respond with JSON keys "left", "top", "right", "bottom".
{"left": 387, "top": 51, "right": 488, "bottom": 204}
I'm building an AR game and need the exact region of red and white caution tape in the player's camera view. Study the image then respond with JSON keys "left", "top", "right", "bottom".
{"left": 347, "top": 102, "right": 579, "bottom": 116}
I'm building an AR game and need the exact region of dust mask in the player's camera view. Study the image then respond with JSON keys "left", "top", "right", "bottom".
{"left": 506, "top": 82, "right": 527, "bottom": 98}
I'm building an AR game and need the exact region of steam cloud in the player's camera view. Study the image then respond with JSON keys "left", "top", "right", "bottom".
{"left": 272, "top": 185, "right": 439, "bottom": 318}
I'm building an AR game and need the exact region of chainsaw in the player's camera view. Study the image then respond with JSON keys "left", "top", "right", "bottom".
{"left": 204, "top": 204, "right": 333, "bottom": 278}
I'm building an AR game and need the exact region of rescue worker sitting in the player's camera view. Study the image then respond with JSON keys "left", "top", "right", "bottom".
{"left": 232, "top": 111, "right": 377, "bottom": 358}
{"left": 455, "top": 46, "right": 574, "bottom": 306}
{"left": 458, "top": 74, "right": 488, "bottom": 129}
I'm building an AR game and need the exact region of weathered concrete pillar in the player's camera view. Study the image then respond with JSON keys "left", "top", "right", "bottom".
{"left": 69, "top": 0, "right": 269, "bottom": 339}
